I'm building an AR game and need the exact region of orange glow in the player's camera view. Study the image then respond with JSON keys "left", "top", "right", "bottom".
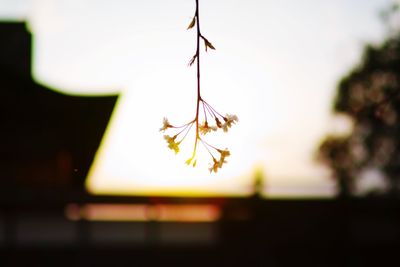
{"left": 65, "top": 203, "right": 148, "bottom": 221}
{"left": 155, "top": 204, "right": 220, "bottom": 222}
{"left": 65, "top": 203, "right": 220, "bottom": 222}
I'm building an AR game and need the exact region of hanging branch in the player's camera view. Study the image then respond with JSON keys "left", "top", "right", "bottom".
{"left": 160, "top": 0, "right": 238, "bottom": 173}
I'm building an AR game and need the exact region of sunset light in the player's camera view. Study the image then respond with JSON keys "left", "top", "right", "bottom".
{"left": 1, "top": 1, "right": 399, "bottom": 265}
{"left": 18, "top": 0, "right": 392, "bottom": 197}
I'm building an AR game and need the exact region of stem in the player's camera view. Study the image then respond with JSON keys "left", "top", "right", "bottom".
{"left": 202, "top": 102, "right": 208, "bottom": 121}
{"left": 203, "top": 100, "right": 224, "bottom": 118}
{"left": 178, "top": 121, "right": 195, "bottom": 143}
{"left": 192, "top": 0, "right": 201, "bottom": 158}
{"left": 175, "top": 121, "right": 193, "bottom": 137}
{"left": 200, "top": 138, "right": 216, "bottom": 159}
{"left": 203, "top": 100, "right": 215, "bottom": 118}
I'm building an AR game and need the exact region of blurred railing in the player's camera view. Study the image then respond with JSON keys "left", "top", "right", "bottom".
{"left": 1, "top": 194, "right": 399, "bottom": 248}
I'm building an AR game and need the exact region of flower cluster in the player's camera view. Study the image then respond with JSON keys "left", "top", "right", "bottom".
{"left": 160, "top": 0, "right": 238, "bottom": 173}
{"left": 160, "top": 102, "right": 238, "bottom": 173}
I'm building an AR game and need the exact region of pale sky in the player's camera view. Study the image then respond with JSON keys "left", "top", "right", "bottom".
{"left": 0, "top": 0, "right": 394, "bottom": 197}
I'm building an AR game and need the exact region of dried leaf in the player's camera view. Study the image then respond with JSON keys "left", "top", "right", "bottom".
{"left": 203, "top": 38, "right": 215, "bottom": 52}
{"left": 188, "top": 54, "right": 197, "bottom": 66}
{"left": 187, "top": 17, "right": 196, "bottom": 30}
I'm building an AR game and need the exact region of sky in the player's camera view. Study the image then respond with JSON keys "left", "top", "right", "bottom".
{"left": 0, "top": 0, "right": 395, "bottom": 197}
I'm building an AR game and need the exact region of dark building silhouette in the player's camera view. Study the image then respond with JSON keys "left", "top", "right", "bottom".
{"left": 0, "top": 22, "right": 117, "bottom": 197}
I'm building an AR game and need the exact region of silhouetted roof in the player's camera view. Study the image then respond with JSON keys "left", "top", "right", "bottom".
{"left": 0, "top": 22, "right": 118, "bottom": 195}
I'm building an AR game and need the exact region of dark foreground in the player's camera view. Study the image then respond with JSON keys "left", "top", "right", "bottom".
{"left": 1, "top": 195, "right": 399, "bottom": 267}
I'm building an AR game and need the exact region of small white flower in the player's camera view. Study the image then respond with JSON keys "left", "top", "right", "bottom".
{"left": 164, "top": 135, "right": 180, "bottom": 154}
{"left": 222, "top": 114, "right": 238, "bottom": 132}
{"left": 218, "top": 149, "right": 230, "bottom": 167}
{"left": 209, "top": 159, "right": 220, "bottom": 173}
{"left": 199, "top": 121, "right": 218, "bottom": 135}
{"left": 159, "top": 117, "right": 172, "bottom": 132}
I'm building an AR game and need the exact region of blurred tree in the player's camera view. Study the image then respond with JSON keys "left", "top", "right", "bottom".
{"left": 317, "top": 4, "right": 400, "bottom": 197}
